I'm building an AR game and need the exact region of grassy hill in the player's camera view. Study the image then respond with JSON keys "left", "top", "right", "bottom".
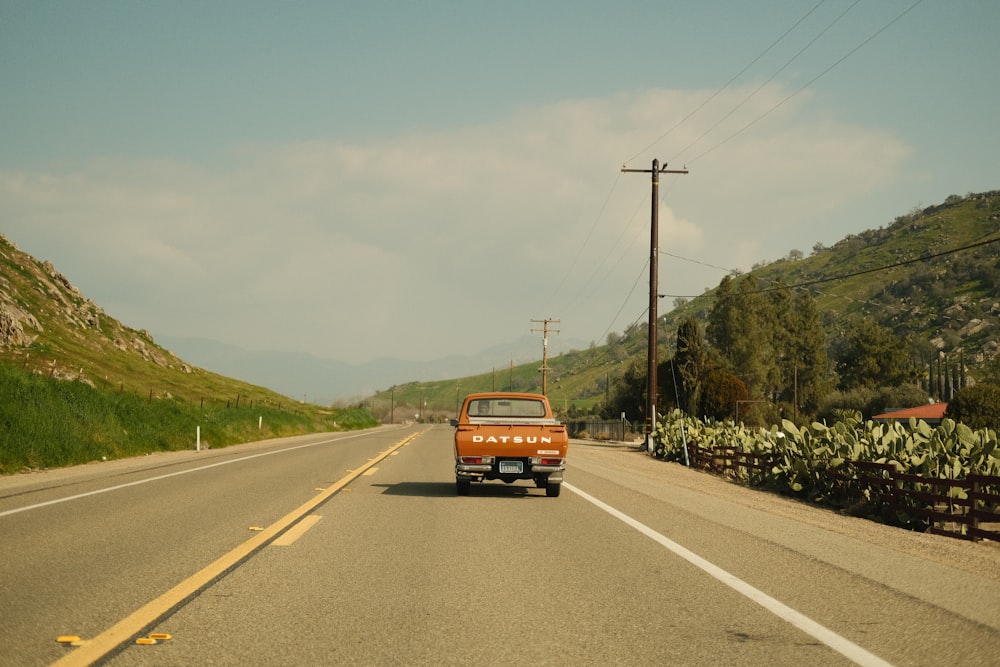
{"left": 369, "top": 191, "right": 1000, "bottom": 421}
{"left": 0, "top": 233, "right": 376, "bottom": 473}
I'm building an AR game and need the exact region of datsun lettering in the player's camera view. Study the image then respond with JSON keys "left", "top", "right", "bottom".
{"left": 450, "top": 392, "right": 569, "bottom": 497}
{"left": 471, "top": 435, "right": 554, "bottom": 444}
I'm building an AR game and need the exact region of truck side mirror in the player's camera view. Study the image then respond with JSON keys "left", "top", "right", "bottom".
{"left": 449, "top": 419, "right": 458, "bottom": 427}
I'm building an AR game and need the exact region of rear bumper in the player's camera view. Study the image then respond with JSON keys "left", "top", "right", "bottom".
{"left": 455, "top": 461, "right": 565, "bottom": 483}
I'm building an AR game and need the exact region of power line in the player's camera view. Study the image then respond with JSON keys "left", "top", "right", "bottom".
{"left": 599, "top": 257, "right": 650, "bottom": 345}
{"left": 685, "top": 0, "right": 926, "bottom": 165}
{"left": 543, "top": 170, "right": 624, "bottom": 310}
{"left": 562, "top": 190, "right": 649, "bottom": 314}
{"left": 626, "top": 0, "right": 830, "bottom": 163}
{"left": 660, "top": 249, "right": 736, "bottom": 274}
{"left": 564, "top": 0, "right": 928, "bottom": 360}
{"left": 672, "top": 0, "right": 861, "bottom": 164}
{"left": 660, "top": 235, "right": 1000, "bottom": 299}
{"left": 580, "top": 232, "right": 1000, "bottom": 404}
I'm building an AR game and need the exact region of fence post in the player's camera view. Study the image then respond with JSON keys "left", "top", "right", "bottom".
{"left": 971, "top": 475, "right": 980, "bottom": 541}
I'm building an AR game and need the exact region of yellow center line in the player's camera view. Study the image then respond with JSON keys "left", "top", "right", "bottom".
{"left": 51, "top": 430, "right": 424, "bottom": 667}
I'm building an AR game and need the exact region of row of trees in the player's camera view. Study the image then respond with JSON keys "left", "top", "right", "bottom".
{"left": 600, "top": 274, "right": 992, "bottom": 427}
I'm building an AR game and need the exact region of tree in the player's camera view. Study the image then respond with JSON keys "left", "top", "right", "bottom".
{"left": 707, "top": 275, "right": 738, "bottom": 362}
{"left": 673, "top": 317, "right": 708, "bottom": 415}
{"left": 601, "top": 358, "right": 646, "bottom": 422}
{"left": 831, "top": 317, "right": 911, "bottom": 390}
{"left": 945, "top": 383, "right": 1000, "bottom": 431}
{"left": 706, "top": 275, "right": 770, "bottom": 395}
{"left": 776, "top": 289, "right": 833, "bottom": 415}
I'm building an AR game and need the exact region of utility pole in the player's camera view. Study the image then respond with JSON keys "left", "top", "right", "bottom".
{"left": 531, "top": 318, "right": 560, "bottom": 395}
{"left": 621, "top": 159, "right": 688, "bottom": 450}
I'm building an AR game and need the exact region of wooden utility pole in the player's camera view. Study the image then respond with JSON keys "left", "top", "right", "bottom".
{"left": 621, "top": 159, "right": 688, "bottom": 448}
{"left": 531, "top": 318, "right": 560, "bottom": 395}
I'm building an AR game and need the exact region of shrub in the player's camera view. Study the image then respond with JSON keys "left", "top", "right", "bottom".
{"left": 698, "top": 370, "right": 748, "bottom": 422}
{"left": 946, "top": 383, "right": 1000, "bottom": 430}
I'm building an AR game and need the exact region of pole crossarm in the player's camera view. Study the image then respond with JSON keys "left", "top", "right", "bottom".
{"left": 531, "top": 318, "right": 560, "bottom": 396}
{"left": 620, "top": 159, "right": 688, "bottom": 446}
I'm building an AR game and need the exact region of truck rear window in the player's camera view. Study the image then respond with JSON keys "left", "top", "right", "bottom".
{"left": 468, "top": 398, "right": 547, "bottom": 418}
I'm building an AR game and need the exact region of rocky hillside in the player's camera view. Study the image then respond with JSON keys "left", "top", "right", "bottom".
{"left": 660, "top": 191, "right": 1000, "bottom": 372}
{"left": 0, "top": 234, "right": 190, "bottom": 380}
{"left": 0, "top": 233, "right": 283, "bottom": 405}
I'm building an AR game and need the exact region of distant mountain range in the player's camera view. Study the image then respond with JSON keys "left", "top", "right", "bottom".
{"left": 155, "top": 333, "right": 590, "bottom": 404}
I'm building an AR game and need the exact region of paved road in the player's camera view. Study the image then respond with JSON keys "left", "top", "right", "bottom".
{"left": 1, "top": 425, "right": 998, "bottom": 666}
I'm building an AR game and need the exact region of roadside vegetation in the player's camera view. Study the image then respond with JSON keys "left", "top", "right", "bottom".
{"left": 1, "top": 232, "right": 379, "bottom": 474}
{"left": 652, "top": 409, "right": 999, "bottom": 534}
{"left": 0, "top": 364, "right": 377, "bottom": 474}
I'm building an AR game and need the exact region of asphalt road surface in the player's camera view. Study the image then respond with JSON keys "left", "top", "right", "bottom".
{"left": 1, "top": 425, "right": 998, "bottom": 666}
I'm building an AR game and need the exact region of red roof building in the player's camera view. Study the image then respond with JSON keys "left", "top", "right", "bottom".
{"left": 872, "top": 402, "right": 948, "bottom": 423}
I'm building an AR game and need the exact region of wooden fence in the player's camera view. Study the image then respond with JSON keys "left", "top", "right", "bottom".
{"left": 566, "top": 419, "right": 637, "bottom": 443}
{"left": 685, "top": 442, "right": 1000, "bottom": 542}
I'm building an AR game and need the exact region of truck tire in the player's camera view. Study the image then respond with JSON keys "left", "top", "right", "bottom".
{"left": 456, "top": 479, "right": 471, "bottom": 496}
{"left": 545, "top": 482, "right": 561, "bottom": 498}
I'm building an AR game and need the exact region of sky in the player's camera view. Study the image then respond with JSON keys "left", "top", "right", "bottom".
{"left": 2, "top": 1, "right": 998, "bottom": 368}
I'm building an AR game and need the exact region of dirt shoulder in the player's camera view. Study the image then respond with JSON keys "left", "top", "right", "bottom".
{"left": 570, "top": 439, "right": 1000, "bottom": 582}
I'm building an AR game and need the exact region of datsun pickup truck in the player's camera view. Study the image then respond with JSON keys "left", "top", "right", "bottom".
{"left": 450, "top": 392, "right": 568, "bottom": 497}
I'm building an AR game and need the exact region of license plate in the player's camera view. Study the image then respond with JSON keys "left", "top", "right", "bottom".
{"left": 499, "top": 460, "right": 523, "bottom": 474}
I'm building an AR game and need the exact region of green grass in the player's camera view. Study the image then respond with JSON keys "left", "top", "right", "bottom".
{"left": 0, "top": 364, "right": 378, "bottom": 474}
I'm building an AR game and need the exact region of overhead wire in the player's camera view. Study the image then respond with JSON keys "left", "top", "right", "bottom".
{"left": 659, "top": 250, "right": 736, "bottom": 274}
{"left": 601, "top": 2, "right": 854, "bottom": 346}
{"left": 562, "top": 190, "right": 650, "bottom": 314}
{"left": 660, "top": 235, "right": 1000, "bottom": 299}
{"left": 545, "top": 3, "right": 835, "bottom": 327}
{"left": 671, "top": 0, "right": 862, "bottom": 164}
{"left": 586, "top": 232, "right": 1000, "bottom": 381}
{"left": 550, "top": 0, "right": 930, "bottom": 358}
{"left": 684, "top": 0, "right": 927, "bottom": 165}
{"left": 599, "top": 257, "right": 652, "bottom": 344}
{"left": 625, "top": 0, "right": 830, "bottom": 164}
{"left": 542, "top": 170, "right": 624, "bottom": 309}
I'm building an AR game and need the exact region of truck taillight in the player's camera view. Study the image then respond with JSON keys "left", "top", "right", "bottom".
{"left": 530, "top": 457, "right": 563, "bottom": 466}
{"left": 461, "top": 456, "right": 494, "bottom": 464}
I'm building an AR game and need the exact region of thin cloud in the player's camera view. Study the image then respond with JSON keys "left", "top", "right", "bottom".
{"left": 0, "top": 84, "right": 910, "bottom": 362}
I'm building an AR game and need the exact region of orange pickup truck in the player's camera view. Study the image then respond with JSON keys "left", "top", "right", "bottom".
{"left": 451, "top": 392, "right": 569, "bottom": 497}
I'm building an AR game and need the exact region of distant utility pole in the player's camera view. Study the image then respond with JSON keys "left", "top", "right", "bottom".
{"left": 531, "top": 318, "right": 560, "bottom": 395}
{"left": 621, "top": 159, "right": 688, "bottom": 450}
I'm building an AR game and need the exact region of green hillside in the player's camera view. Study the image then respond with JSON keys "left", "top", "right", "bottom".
{"left": 369, "top": 191, "right": 1000, "bottom": 421}
{"left": 0, "top": 233, "right": 376, "bottom": 473}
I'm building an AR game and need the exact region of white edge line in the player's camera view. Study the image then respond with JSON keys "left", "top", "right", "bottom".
{"left": 0, "top": 431, "right": 373, "bottom": 518}
{"left": 563, "top": 481, "right": 895, "bottom": 667}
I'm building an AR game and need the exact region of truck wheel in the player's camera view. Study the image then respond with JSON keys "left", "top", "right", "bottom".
{"left": 545, "top": 482, "right": 561, "bottom": 498}
{"left": 456, "top": 479, "right": 471, "bottom": 496}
